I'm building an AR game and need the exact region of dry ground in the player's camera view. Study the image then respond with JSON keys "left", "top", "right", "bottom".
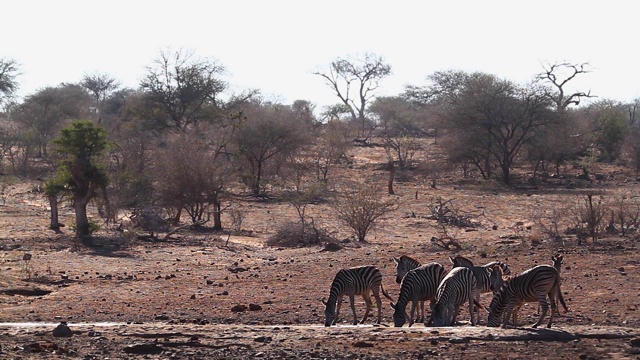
{"left": 1, "top": 144, "right": 640, "bottom": 359}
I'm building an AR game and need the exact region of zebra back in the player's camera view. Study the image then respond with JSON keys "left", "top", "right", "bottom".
{"left": 488, "top": 265, "right": 563, "bottom": 327}
{"left": 432, "top": 267, "right": 477, "bottom": 326}
{"left": 326, "top": 265, "right": 383, "bottom": 305}
{"left": 393, "top": 255, "right": 422, "bottom": 284}
{"left": 450, "top": 255, "right": 511, "bottom": 294}
{"left": 392, "top": 262, "right": 446, "bottom": 326}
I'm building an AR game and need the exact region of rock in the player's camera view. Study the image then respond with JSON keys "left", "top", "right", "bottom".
{"left": 254, "top": 336, "right": 272, "bottom": 343}
{"left": 630, "top": 338, "right": 640, "bottom": 347}
{"left": 249, "top": 303, "right": 262, "bottom": 311}
{"left": 231, "top": 304, "right": 247, "bottom": 312}
{"left": 52, "top": 323, "right": 72, "bottom": 338}
{"left": 352, "top": 341, "right": 373, "bottom": 348}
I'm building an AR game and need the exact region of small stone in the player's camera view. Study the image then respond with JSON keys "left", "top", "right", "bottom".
{"left": 52, "top": 323, "right": 73, "bottom": 338}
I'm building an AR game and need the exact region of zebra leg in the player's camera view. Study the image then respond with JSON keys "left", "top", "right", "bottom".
{"left": 359, "top": 293, "right": 372, "bottom": 324}
{"left": 373, "top": 291, "right": 383, "bottom": 324}
{"left": 334, "top": 295, "right": 343, "bottom": 325}
{"left": 349, "top": 294, "right": 359, "bottom": 325}
{"left": 418, "top": 300, "right": 425, "bottom": 323}
{"left": 547, "top": 292, "right": 558, "bottom": 328}
{"left": 532, "top": 296, "right": 549, "bottom": 328}
{"left": 409, "top": 300, "right": 418, "bottom": 327}
{"left": 468, "top": 296, "right": 476, "bottom": 326}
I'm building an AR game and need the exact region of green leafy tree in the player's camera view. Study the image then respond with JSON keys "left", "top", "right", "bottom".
{"left": 0, "top": 57, "right": 19, "bottom": 106}
{"left": 49, "top": 120, "right": 109, "bottom": 238}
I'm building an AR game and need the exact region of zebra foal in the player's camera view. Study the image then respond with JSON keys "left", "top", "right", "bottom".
{"left": 431, "top": 267, "right": 479, "bottom": 327}
{"left": 322, "top": 265, "right": 392, "bottom": 326}
{"left": 390, "top": 262, "right": 446, "bottom": 327}
{"left": 488, "top": 264, "right": 567, "bottom": 328}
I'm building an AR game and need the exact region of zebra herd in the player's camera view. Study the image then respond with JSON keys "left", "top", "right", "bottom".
{"left": 322, "top": 254, "right": 568, "bottom": 328}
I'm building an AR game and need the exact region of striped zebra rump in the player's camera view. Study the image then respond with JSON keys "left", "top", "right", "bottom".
{"left": 322, "top": 265, "right": 390, "bottom": 326}
{"left": 488, "top": 265, "right": 566, "bottom": 328}
{"left": 393, "top": 255, "right": 422, "bottom": 283}
{"left": 390, "top": 262, "right": 446, "bottom": 327}
{"left": 431, "top": 267, "right": 478, "bottom": 327}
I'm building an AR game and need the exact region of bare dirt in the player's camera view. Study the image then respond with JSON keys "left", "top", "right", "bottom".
{"left": 1, "top": 144, "right": 640, "bottom": 359}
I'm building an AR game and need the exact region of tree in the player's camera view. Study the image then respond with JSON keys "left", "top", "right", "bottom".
{"left": 233, "top": 101, "right": 309, "bottom": 195}
{"left": 15, "top": 83, "right": 93, "bottom": 159}
{"left": 0, "top": 57, "right": 19, "bottom": 106}
{"left": 536, "top": 62, "right": 595, "bottom": 112}
{"left": 49, "top": 120, "right": 109, "bottom": 239}
{"left": 585, "top": 100, "right": 629, "bottom": 161}
{"left": 140, "top": 48, "right": 226, "bottom": 131}
{"left": 314, "top": 53, "right": 391, "bottom": 138}
{"left": 334, "top": 184, "right": 395, "bottom": 242}
{"left": 410, "top": 71, "right": 556, "bottom": 184}
{"left": 81, "top": 72, "right": 120, "bottom": 116}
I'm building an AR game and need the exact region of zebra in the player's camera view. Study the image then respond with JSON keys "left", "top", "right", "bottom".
{"left": 322, "top": 265, "right": 393, "bottom": 326}
{"left": 392, "top": 255, "right": 422, "bottom": 283}
{"left": 487, "top": 264, "right": 568, "bottom": 328}
{"left": 449, "top": 255, "right": 511, "bottom": 322}
{"left": 538, "top": 254, "right": 566, "bottom": 316}
{"left": 389, "top": 262, "right": 446, "bottom": 327}
{"left": 431, "top": 267, "right": 479, "bottom": 327}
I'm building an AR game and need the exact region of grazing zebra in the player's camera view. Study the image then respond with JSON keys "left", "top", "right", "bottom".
{"left": 392, "top": 255, "right": 422, "bottom": 283}
{"left": 449, "top": 255, "right": 511, "bottom": 322}
{"left": 488, "top": 264, "right": 568, "bottom": 328}
{"left": 431, "top": 267, "right": 479, "bottom": 327}
{"left": 390, "top": 262, "right": 446, "bottom": 327}
{"left": 322, "top": 265, "right": 393, "bottom": 326}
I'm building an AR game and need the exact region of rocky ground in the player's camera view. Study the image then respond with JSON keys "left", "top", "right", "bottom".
{"left": 1, "top": 147, "right": 640, "bottom": 359}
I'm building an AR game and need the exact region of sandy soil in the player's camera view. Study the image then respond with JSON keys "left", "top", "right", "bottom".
{"left": 1, "top": 144, "right": 640, "bottom": 359}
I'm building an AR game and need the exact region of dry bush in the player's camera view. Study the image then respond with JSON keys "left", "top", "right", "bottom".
{"left": 333, "top": 184, "right": 395, "bottom": 242}
{"left": 266, "top": 221, "right": 337, "bottom": 248}
{"left": 569, "top": 193, "right": 608, "bottom": 243}
{"left": 610, "top": 191, "right": 640, "bottom": 236}
{"left": 533, "top": 205, "right": 568, "bottom": 242}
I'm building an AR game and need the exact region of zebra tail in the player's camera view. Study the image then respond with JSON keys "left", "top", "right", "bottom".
{"left": 557, "top": 283, "right": 569, "bottom": 312}
{"left": 381, "top": 282, "right": 394, "bottom": 301}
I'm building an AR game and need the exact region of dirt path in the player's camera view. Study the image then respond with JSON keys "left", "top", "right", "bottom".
{"left": 1, "top": 322, "right": 638, "bottom": 359}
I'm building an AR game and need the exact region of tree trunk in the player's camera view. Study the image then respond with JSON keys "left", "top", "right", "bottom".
{"left": 74, "top": 196, "right": 91, "bottom": 239}
{"left": 48, "top": 195, "right": 61, "bottom": 233}
{"left": 212, "top": 199, "right": 222, "bottom": 231}
{"left": 387, "top": 160, "right": 395, "bottom": 195}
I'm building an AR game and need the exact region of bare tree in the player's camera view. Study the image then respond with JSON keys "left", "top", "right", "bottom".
{"left": 333, "top": 183, "right": 395, "bottom": 242}
{"left": 536, "top": 62, "right": 595, "bottom": 112}
{"left": 314, "top": 53, "right": 391, "bottom": 138}
{"left": 81, "top": 72, "right": 120, "bottom": 111}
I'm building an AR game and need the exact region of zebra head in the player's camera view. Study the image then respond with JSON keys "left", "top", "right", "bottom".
{"left": 322, "top": 298, "right": 337, "bottom": 327}
{"left": 487, "top": 284, "right": 509, "bottom": 327}
{"left": 430, "top": 302, "right": 449, "bottom": 327}
{"left": 390, "top": 302, "right": 406, "bottom": 327}
{"left": 489, "top": 264, "right": 505, "bottom": 294}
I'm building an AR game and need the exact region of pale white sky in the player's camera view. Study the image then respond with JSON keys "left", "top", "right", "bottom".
{"left": 4, "top": 0, "right": 639, "bottom": 111}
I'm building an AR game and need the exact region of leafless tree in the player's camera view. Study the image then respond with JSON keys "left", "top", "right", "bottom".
{"left": 314, "top": 53, "right": 391, "bottom": 139}
{"left": 333, "top": 183, "right": 395, "bottom": 242}
{"left": 536, "top": 62, "right": 595, "bottom": 112}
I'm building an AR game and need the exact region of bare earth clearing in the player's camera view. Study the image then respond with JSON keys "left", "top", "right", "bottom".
{"left": 1, "top": 145, "right": 640, "bottom": 359}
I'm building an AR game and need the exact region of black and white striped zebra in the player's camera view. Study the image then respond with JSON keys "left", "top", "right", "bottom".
{"left": 431, "top": 267, "right": 479, "bottom": 327}
{"left": 392, "top": 255, "right": 422, "bottom": 284}
{"left": 322, "top": 265, "right": 392, "bottom": 326}
{"left": 449, "top": 255, "right": 511, "bottom": 321}
{"left": 538, "top": 254, "right": 566, "bottom": 316}
{"left": 488, "top": 264, "right": 567, "bottom": 328}
{"left": 390, "top": 262, "right": 446, "bottom": 327}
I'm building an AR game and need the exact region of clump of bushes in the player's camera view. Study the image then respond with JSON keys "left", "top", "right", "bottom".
{"left": 267, "top": 221, "right": 337, "bottom": 248}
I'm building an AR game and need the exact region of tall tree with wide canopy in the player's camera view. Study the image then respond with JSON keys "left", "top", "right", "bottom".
{"left": 407, "top": 71, "right": 556, "bottom": 184}
{"left": 140, "top": 48, "right": 227, "bottom": 131}
{"left": 314, "top": 53, "right": 391, "bottom": 139}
